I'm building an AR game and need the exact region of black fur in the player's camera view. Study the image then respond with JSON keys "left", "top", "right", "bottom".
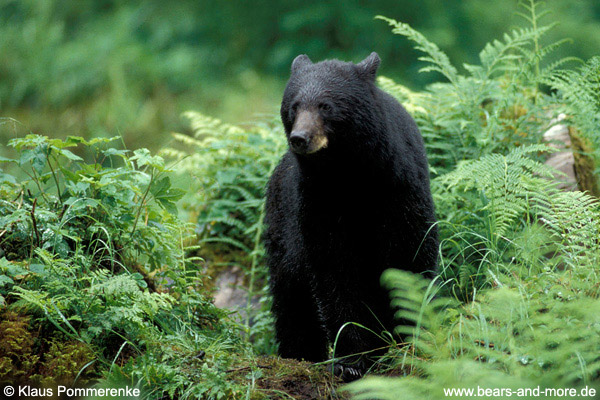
{"left": 264, "top": 53, "right": 438, "bottom": 381}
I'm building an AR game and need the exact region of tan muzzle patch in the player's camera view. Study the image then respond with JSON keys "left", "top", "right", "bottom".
{"left": 290, "top": 109, "right": 328, "bottom": 154}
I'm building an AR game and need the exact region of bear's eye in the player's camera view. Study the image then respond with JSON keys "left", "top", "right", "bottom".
{"left": 290, "top": 102, "right": 299, "bottom": 119}
{"left": 318, "top": 103, "right": 332, "bottom": 115}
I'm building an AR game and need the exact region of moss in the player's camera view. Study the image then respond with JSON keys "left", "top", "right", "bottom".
{"left": 39, "top": 341, "right": 96, "bottom": 387}
{"left": 0, "top": 310, "right": 96, "bottom": 387}
{"left": 228, "top": 356, "right": 347, "bottom": 400}
{"left": 0, "top": 311, "right": 39, "bottom": 383}
{"left": 569, "top": 127, "right": 600, "bottom": 197}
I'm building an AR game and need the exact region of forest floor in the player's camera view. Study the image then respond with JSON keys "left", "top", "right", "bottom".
{"left": 228, "top": 357, "right": 346, "bottom": 399}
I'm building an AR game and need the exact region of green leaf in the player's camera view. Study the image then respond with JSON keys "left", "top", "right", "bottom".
{"left": 157, "top": 187, "right": 185, "bottom": 203}
{"left": 132, "top": 273, "right": 148, "bottom": 288}
{"left": 103, "top": 148, "right": 130, "bottom": 159}
{"left": 157, "top": 198, "right": 179, "bottom": 215}
{"left": 151, "top": 177, "right": 185, "bottom": 214}
{"left": 0, "top": 275, "right": 14, "bottom": 287}
{"left": 57, "top": 148, "right": 83, "bottom": 161}
{"left": 7, "top": 263, "right": 29, "bottom": 278}
{"left": 150, "top": 176, "right": 171, "bottom": 197}
{"left": 0, "top": 172, "right": 17, "bottom": 184}
{"left": 131, "top": 148, "right": 164, "bottom": 170}
{"left": 87, "top": 136, "right": 121, "bottom": 146}
{"left": 29, "top": 264, "right": 46, "bottom": 275}
{"left": 19, "top": 145, "right": 48, "bottom": 174}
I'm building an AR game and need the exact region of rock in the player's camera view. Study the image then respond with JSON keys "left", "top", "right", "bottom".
{"left": 543, "top": 123, "right": 570, "bottom": 149}
{"left": 543, "top": 119, "right": 577, "bottom": 192}
{"left": 542, "top": 118, "right": 599, "bottom": 196}
{"left": 213, "top": 266, "right": 247, "bottom": 310}
{"left": 212, "top": 266, "right": 260, "bottom": 322}
{"left": 545, "top": 151, "right": 578, "bottom": 191}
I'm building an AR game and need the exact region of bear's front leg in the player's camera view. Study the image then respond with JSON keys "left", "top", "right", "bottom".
{"left": 270, "top": 272, "right": 329, "bottom": 362}
{"left": 318, "top": 280, "right": 392, "bottom": 382}
{"left": 329, "top": 322, "right": 374, "bottom": 382}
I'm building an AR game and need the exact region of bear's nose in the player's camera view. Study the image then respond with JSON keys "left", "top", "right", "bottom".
{"left": 289, "top": 131, "right": 309, "bottom": 153}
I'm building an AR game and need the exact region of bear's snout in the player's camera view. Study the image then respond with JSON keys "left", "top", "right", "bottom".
{"left": 290, "top": 109, "right": 328, "bottom": 155}
{"left": 289, "top": 130, "right": 310, "bottom": 153}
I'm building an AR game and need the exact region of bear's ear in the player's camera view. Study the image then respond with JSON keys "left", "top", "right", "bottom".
{"left": 357, "top": 52, "right": 381, "bottom": 81}
{"left": 291, "top": 54, "right": 312, "bottom": 73}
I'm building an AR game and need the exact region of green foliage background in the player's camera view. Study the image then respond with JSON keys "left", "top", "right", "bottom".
{"left": 1, "top": 0, "right": 599, "bottom": 150}
{"left": 1, "top": 1, "right": 600, "bottom": 399}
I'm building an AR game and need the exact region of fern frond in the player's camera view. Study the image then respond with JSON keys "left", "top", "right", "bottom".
{"left": 199, "top": 237, "right": 251, "bottom": 253}
{"left": 476, "top": 27, "right": 547, "bottom": 79}
{"left": 440, "top": 145, "right": 555, "bottom": 238}
{"left": 183, "top": 111, "right": 244, "bottom": 138}
{"left": 382, "top": 269, "right": 454, "bottom": 354}
{"left": 376, "top": 16, "right": 458, "bottom": 85}
{"left": 376, "top": 77, "right": 428, "bottom": 115}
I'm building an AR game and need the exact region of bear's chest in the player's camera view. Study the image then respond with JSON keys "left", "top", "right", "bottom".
{"left": 298, "top": 187, "right": 397, "bottom": 267}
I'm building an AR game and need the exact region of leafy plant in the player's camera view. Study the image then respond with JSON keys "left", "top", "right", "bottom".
{"left": 344, "top": 1, "right": 600, "bottom": 398}
{"left": 163, "top": 112, "right": 285, "bottom": 352}
{"left": 377, "top": 0, "right": 572, "bottom": 175}
{"left": 345, "top": 263, "right": 600, "bottom": 399}
{"left": 0, "top": 134, "right": 251, "bottom": 398}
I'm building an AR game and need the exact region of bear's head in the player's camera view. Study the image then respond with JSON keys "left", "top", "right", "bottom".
{"left": 281, "top": 52, "right": 381, "bottom": 156}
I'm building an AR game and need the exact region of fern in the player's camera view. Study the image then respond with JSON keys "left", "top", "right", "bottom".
{"left": 382, "top": 270, "right": 455, "bottom": 359}
{"left": 536, "top": 190, "right": 600, "bottom": 269}
{"left": 164, "top": 112, "right": 284, "bottom": 250}
{"left": 378, "top": 1, "right": 572, "bottom": 176}
{"left": 472, "top": 27, "right": 545, "bottom": 80}
{"left": 435, "top": 142, "right": 600, "bottom": 287}
{"left": 164, "top": 112, "right": 285, "bottom": 350}
{"left": 439, "top": 144, "right": 555, "bottom": 238}
{"left": 345, "top": 268, "right": 600, "bottom": 399}
{"left": 376, "top": 16, "right": 458, "bottom": 86}
{"left": 348, "top": 7, "right": 600, "bottom": 396}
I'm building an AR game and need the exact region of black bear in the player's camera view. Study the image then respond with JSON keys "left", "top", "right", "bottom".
{"left": 264, "top": 52, "right": 438, "bottom": 381}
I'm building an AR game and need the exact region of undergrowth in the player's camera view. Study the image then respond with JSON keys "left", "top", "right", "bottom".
{"left": 0, "top": 135, "right": 253, "bottom": 398}
{"left": 344, "top": 1, "right": 600, "bottom": 398}
{"left": 162, "top": 112, "right": 285, "bottom": 355}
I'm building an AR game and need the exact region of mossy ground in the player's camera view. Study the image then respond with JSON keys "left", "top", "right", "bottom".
{"left": 227, "top": 356, "right": 347, "bottom": 400}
